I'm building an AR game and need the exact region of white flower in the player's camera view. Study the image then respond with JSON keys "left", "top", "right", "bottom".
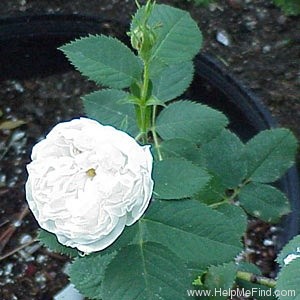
{"left": 26, "top": 118, "right": 153, "bottom": 253}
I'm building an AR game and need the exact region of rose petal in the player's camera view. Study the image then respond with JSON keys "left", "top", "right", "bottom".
{"left": 26, "top": 118, "right": 153, "bottom": 253}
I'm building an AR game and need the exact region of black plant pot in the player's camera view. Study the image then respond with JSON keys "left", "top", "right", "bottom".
{"left": 0, "top": 14, "right": 299, "bottom": 259}
{"left": 0, "top": 15, "right": 127, "bottom": 81}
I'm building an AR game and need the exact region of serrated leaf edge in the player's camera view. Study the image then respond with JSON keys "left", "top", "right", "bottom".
{"left": 60, "top": 34, "right": 142, "bottom": 87}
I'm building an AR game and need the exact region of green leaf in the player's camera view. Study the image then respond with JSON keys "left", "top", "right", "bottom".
{"left": 200, "top": 130, "right": 246, "bottom": 187}
{"left": 83, "top": 89, "right": 139, "bottom": 136}
{"left": 38, "top": 229, "right": 79, "bottom": 258}
{"left": 216, "top": 204, "right": 248, "bottom": 238}
{"left": 99, "top": 222, "right": 142, "bottom": 257}
{"left": 112, "top": 200, "right": 243, "bottom": 268}
{"left": 60, "top": 35, "right": 142, "bottom": 88}
{"left": 277, "top": 235, "right": 300, "bottom": 268}
{"left": 151, "top": 61, "right": 194, "bottom": 103}
{"left": 276, "top": 258, "right": 300, "bottom": 300}
{"left": 151, "top": 4, "right": 202, "bottom": 63}
{"left": 239, "top": 182, "right": 291, "bottom": 223}
{"left": 156, "top": 101, "right": 228, "bottom": 144}
{"left": 142, "top": 200, "right": 243, "bottom": 268}
{"left": 69, "top": 251, "right": 117, "bottom": 300}
{"left": 237, "top": 262, "right": 262, "bottom": 274}
{"left": 153, "top": 157, "right": 210, "bottom": 199}
{"left": 63, "top": 190, "right": 245, "bottom": 300}
{"left": 160, "top": 138, "right": 203, "bottom": 165}
{"left": 196, "top": 175, "right": 226, "bottom": 205}
{"left": 132, "top": 4, "right": 202, "bottom": 64}
{"left": 102, "top": 242, "right": 191, "bottom": 300}
{"left": 244, "top": 128, "right": 298, "bottom": 183}
{"left": 204, "top": 262, "right": 238, "bottom": 300}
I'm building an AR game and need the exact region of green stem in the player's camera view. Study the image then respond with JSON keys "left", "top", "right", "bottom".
{"left": 208, "top": 199, "right": 228, "bottom": 209}
{"left": 225, "top": 178, "right": 252, "bottom": 202}
{"left": 136, "top": 56, "right": 151, "bottom": 144}
{"left": 140, "top": 105, "right": 147, "bottom": 143}
{"left": 208, "top": 187, "right": 240, "bottom": 208}
{"left": 135, "top": 132, "right": 145, "bottom": 142}
{"left": 227, "top": 187, "right": 241, "bottom": 202}
{"left": 151, "top": 105, "right": 163, "bottom": 161}
{"left": 209, "top": 179, "right": 252, "bottom": 208}
{"left": 236, "top": 271, "right": 276, "bottom": 289}
{"left": 140, "top": 61, "right": 150, "bottom": 104}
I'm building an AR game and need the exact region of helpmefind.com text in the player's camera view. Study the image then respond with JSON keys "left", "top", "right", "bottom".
{"left": 187, "top": 287, "right": 295, "bottom": 298}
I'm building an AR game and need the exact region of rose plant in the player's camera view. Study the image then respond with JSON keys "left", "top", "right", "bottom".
{"left": 25, "top": 1, "right": 299, "bottom": 299}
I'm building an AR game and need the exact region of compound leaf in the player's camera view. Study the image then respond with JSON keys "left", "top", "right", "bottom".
{"left": 60, "top": 35, "right": 142, "bottom": 89}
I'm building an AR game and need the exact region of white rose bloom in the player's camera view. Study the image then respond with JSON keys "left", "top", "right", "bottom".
{"left": 26, "top": 118, "right": 153, "bottom": 253}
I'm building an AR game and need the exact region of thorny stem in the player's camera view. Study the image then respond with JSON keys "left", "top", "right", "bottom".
{"left": 236, "top": 271, "right": 276, "bottom": 288}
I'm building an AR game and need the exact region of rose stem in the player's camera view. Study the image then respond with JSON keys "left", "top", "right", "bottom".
{"left": 236, "top": 271, "right": 276, "bottom": 288}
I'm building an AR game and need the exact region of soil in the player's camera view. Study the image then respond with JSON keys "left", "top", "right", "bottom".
{"left": 0, "top": 0, "right": 299, "bottom": 299}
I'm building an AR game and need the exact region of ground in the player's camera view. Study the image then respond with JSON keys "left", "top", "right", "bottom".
{"left": 0, "top": 0, "right": 299, "bottom": 299}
